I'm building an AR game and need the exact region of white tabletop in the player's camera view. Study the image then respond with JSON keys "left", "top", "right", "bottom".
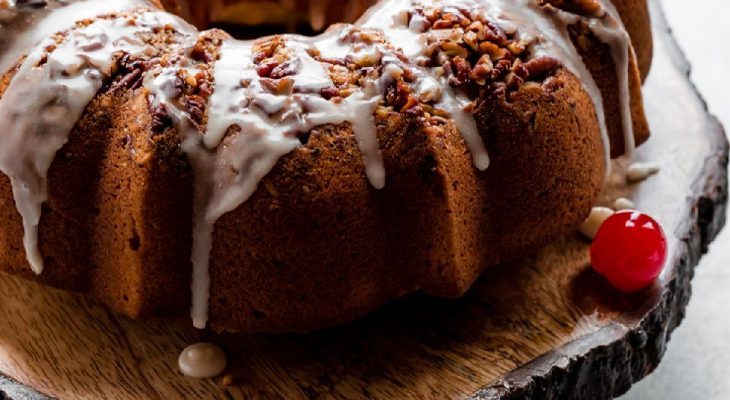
{"left": 621, "top": 0, "right": 730, "bottom": 399}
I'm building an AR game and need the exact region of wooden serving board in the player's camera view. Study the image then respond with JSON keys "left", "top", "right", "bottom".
{"left": 0, "top": 2, "right": 727, "bottom": 399}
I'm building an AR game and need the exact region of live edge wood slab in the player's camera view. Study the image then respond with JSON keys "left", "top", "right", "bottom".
{"left": 0, "top": 1, "right": 726, "bottom": 399}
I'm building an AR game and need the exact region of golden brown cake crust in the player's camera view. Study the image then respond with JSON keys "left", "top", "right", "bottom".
{"left": 0, "top": 0, "right": 652, "bottom": 332}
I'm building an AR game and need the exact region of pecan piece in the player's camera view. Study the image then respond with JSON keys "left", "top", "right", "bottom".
{"left": 482, "top": 21, "right": 507, "bottom": 45}
{"left": 491, "top": 59, "right": 513, "bottom": 80}
{"left": 385, "top": 80, "right": 412, "bottom": 110}
{"left": 470, "top": 54, "right": 494, "bottom": 85}
{"left": 150, "top": 105, "right": 172, "bottom": 134}
{"left": 270, "top": 60, "right": 298, "bottom": 79}
{"left": 524, "top": 56, "right": 560, "bottom": 80}
{"left": 320, "top": 87, "right": 340, "bottom": 100}
{"left": 185, "top": 95, "right": 206, "bottom": 125}
{"left": 402, "top": 96, "right": 424, "bottom": 116}
{"left": 256, "top": 61, "right": 279, "bottom": 78}
{"left": 452, "top": 56, "right": 472, "bottom": 85}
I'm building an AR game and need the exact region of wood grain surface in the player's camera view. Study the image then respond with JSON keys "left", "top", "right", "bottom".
{"left": 0, "top": 1, "right": 727, "bottom": 399}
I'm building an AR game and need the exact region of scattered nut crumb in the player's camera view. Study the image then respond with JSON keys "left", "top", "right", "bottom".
{"left": 626, "top": 162, "right": 660, "bottom": 183}
{"left": 613, "top": 197, "right": 635, "bottom": 211}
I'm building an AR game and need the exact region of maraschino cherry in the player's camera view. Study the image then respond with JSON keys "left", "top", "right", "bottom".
{"left": 590, "top": 210, "right": 667, "bottom": 292}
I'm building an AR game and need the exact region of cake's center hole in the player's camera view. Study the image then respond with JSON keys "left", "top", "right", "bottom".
{"left": 176, "top": 1, "right": 373, "bottom": 39}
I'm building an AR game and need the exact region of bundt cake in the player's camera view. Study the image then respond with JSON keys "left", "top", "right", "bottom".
{"left": 0, "top": 0, "right": 652, "bottom": 332}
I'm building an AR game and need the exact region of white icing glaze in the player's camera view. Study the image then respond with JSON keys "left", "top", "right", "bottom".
{"left": 0, "top": 0, "right": 156, "bottom": 76}
{"left": 0, "top": 10, "right": 190, "bottom": 273}
{"left": 587, "top": 1, "right": 636, "bottom": 159}
{"left": 178, "top": 342, "right": 227, "bottom": 379}
{"left": 439, "top": 83, "right": 491, "bottom": 170}
{"left": 146, "top": 62, "right": 214, "bottom": 330}
{"left": 579, "top": 206, "right": 614, "bottom": 240}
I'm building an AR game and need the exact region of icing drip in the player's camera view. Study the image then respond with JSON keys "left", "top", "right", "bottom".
{"left": 586, "top": 1, "right": 635, "bottom": 158}
{"left": 0, "top": 10, "right": 189, "bottom": 273}
{"left": 183, "top": 33, "right": 404, "bottom": 327}
{"left": 179, "top": 39, "right": 305, "bottom": 328}
{"left": 540, "top": 0, "right": 636, "bottom": 159}
{"left": 146, "top": 63, "right": 214, "bottom": 330}
{"left": 442, "top": 85, "right": 490, "bottom": 169}
{"left": 413, "top": 68, "right": 491, "bottom": 170}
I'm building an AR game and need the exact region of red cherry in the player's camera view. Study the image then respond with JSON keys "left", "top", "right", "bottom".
{"left": 590, "top": 210, "right": 667, "bottom": 293}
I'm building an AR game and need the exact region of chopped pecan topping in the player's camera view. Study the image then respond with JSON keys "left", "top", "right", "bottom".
{"left": 205, "top": 4, "right": 565, "bottom": 141}
{"left": 150, "top": 104, "right": 172, "bottom": 134}
{"left": 256, "top": 60, "right": 279, "bottom": 78}
{"left": 402, "top": 5, "right": 562, "bottom": 98}
{"left": 431, "top": 10, "right": 470, "bottom": 29}
{"left": 269, "top": 60, "right": 297, "bottom": 79}
{"left": 185, "top": 95, "right": 206, "bottom": 125}
{"left": 491, "top": 59, "right": 512, "bottom": 80}
{"left": 260, "top": 77, "right": 294, "bottom": 95}
{"left": 505, "top": 60, "right": 529, "bottom": 91}
{"left": 469, "top": 55, "right": 493, "bottom": 85}
{"left": 542, "top": 75, "right": 565, "bottom": 93}
{"left": 385, "top": 80, "right": 420, "bottom": 114}
{"left": 113, "top": 52, "right": 150, "bottom": 90}
{"left": 320, "top": 86, "right": 340, "bottom": 100}
{"left": 253, "top": 36, "right": 285, "bottom": 63}
{"left": 190, "top": 35, "right": 219, "bottom": 63}
{"left": 523, "top": 56, "right": 560, "bottom": 80}
{"left": 117, "top": 68, "right": 144, "bottom": 90}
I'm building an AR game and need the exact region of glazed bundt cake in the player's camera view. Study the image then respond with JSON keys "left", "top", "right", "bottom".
{"left": 0, "top": 0, "right": 652, "bottom": 332}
